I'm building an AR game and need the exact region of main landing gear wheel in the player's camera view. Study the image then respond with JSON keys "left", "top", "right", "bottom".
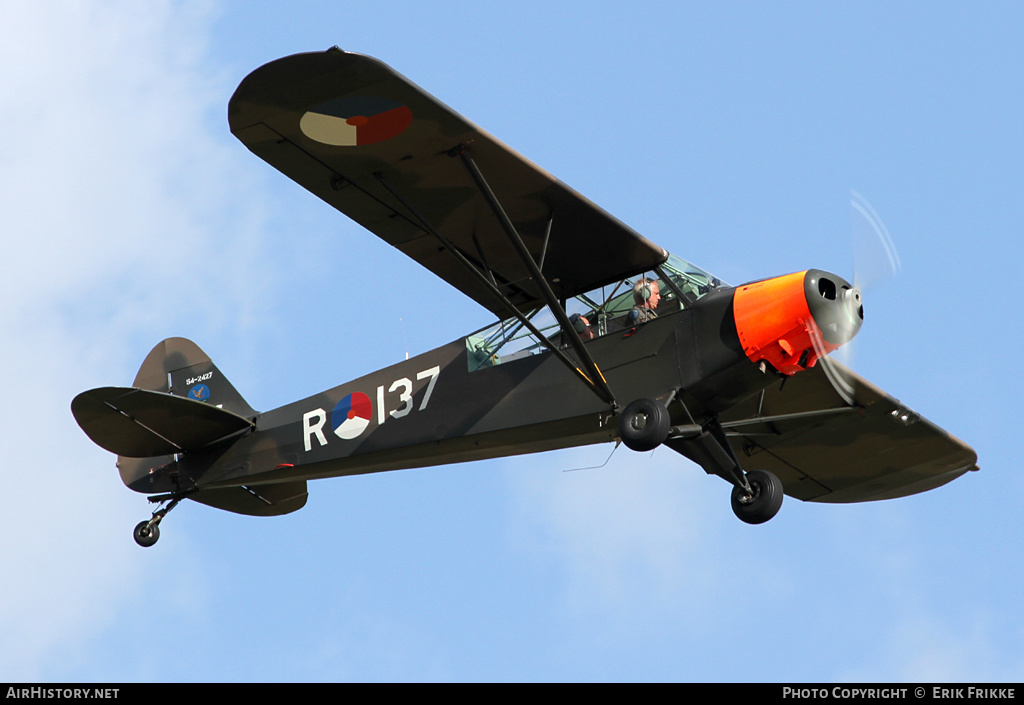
{"left": 731, "top": 469, "right": 784, "bottom": 525}
{"left": 133, "top": 520, "right": 160, "bottom": 548}
{"left": 619, "top": 398, "right": 671, "bottom": 452}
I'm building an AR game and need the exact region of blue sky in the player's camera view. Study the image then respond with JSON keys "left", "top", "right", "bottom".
{"left": 2, "top": 0, "right": 1021, "bottom": 682}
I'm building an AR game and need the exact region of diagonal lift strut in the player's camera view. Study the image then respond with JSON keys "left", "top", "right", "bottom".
{"left": 372, "top": 159, "right": 617, "bottom": 409}
{"left": 453, "top": 145, "right": 617, "bottom": 408}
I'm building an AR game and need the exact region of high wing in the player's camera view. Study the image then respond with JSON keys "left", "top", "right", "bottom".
{"left": 719, "top": 362, "right": 978, "bottom": 503}
{"left": 228, "top": 48, "right": 667, "bottom": 319}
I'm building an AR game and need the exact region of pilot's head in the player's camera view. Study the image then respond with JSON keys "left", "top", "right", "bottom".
{"left": 569, "top": 313, "right": 594, "bottom": 341}
{"left": 633, "top": 278, "right": 661, "bottom": 309}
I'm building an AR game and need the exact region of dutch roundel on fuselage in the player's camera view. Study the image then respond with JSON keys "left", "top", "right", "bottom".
{"left": 331, "top": 392, "right": 373, "bottom": 440}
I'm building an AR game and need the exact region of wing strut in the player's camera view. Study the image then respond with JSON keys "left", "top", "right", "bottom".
{"left": 372, "top": 169, "right": 617, "bottom": 408}
{"left": 453, "top": 145, "right": 617, "bottom": 408}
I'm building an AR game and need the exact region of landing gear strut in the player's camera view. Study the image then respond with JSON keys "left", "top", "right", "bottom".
{"left": 656, "top": 406, "right": 785, "bottom": 524}
{"left": 133, "top": 494, "right": 183, "bottom": 548}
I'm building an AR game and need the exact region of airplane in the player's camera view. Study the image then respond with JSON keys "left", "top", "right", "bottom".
{"left": 71, "top": 48, "right": 978, "bottom": 547}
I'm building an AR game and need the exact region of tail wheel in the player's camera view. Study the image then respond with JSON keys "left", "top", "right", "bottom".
{"left": 133, "top": 520, "right": 160, "bottom": 548}
{"left": 619, "top": 398, "right": 671, "bottom": 452}
{"left": 731, "top": 469, "right": 784, "bottom": 524}
{"left": 132, "top": 495, "right": 183, "bottom": 548}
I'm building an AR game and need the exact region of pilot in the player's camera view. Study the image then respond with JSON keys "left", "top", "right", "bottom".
{"left": 569, "top": 313, "right": 594, "bottom": 341}
{"left": 628, "top": 277, "right": 661, "bottom": 324}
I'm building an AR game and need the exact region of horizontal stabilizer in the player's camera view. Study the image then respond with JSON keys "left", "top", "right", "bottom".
{"left": 191, "top": 481, "right": 308, "bottom": 517}
{"left": 72, "top": 386, "right": 254, "bottom": 457}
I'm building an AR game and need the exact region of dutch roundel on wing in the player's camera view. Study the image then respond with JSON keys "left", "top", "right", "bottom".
{"left": 299, "top": 96, "right": 412, "bottom": 146}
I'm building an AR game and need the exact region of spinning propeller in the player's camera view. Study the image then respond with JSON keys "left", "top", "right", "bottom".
{"left": 809, "top": 189, "right": 901, "bottom": 406}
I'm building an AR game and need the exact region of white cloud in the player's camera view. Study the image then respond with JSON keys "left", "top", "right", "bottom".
{"left": 0, "top": 0, "right": 270, "bottom": 680}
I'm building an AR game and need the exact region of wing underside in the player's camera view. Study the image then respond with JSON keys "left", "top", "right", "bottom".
{"left": 720, "top": 363, "right": 978, "bottom": 503}
{"left": 228, "top": 48, "right": 667, "bottom": 318}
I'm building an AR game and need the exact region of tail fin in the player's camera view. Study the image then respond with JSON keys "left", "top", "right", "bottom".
{"left": 73, "top": 338, "right": 308, "bottom": 510}
{"left": 101, "top": 337, "right": 254, "bottom": 494}
{"left": 133, "top": 337, "right": 257, "bottom": 418}
{"left": 127, "top": 338, "right": 305, "bottom": 511}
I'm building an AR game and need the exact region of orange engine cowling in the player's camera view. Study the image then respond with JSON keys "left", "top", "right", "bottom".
{"left": 732, "top": 269, "right": 863, "bottom": 375}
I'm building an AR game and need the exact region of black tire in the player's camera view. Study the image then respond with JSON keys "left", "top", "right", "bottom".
{"left": 618, "top": 398, "right": 670, "bottom": 452}
{"left": 730, "top": 470, "right": 784, "bottom": 525}
{"left": 133, "top": 520, "right": 160, "bottom": 548}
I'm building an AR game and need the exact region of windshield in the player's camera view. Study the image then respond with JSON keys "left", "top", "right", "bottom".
{"left": 659, "top": 253, "right": 726, "bottom": 305}
{"left": 465, "top": 253, "right": 724, "bottom": 370}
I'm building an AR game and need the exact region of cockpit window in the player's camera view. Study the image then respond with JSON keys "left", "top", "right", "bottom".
{"left": 465, "top": 253, "right": 723, "bottom": 371}
{"left": 658, "top": 254, "right": 726, "bottom": 306}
